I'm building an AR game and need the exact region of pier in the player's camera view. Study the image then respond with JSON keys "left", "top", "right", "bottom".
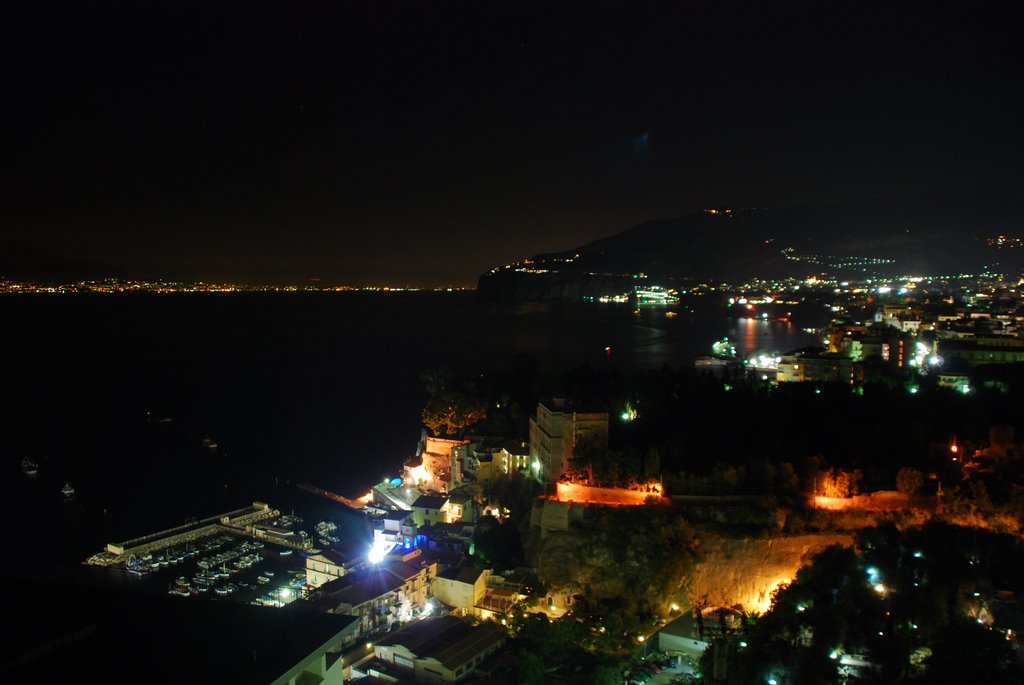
{"left": 85, "top": 502, "right": 281, "bottom": 567}
{"left": 297, "top": 482, "right": 371, "bottom": 510}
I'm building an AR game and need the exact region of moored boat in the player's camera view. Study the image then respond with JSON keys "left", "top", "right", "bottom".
{"left": 21, "top": 457, "right": 39, "bottom": 476}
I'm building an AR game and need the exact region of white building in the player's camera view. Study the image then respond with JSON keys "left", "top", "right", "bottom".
{"left": 528, "top": 399, "right": 608, "bottom": 485}
{"left": 306, "top": 549, "right": 359, "bottom": 589}
{"left": 431, "top": 567, "right": 491, "bottom": 615}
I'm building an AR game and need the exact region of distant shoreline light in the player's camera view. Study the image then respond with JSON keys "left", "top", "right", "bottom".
{"left": 0, "top": 279, "right": 476, "bottom": 294}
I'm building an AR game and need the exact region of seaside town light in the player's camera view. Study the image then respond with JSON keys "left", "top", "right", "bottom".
{"left": 368, "top": 539, "right": 393, "bottom": 564}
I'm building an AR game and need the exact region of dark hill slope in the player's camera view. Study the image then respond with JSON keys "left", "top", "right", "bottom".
{"left": 478, "top": 205, "right": 1021, "bottom": 301}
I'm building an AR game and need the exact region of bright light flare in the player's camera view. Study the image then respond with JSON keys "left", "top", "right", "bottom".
{"left": 368, "top": 539, "right": 394, "bottom": 564}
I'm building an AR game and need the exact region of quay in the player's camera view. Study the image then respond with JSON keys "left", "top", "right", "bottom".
{"left": 85, "top": 502, "right": 286, "bottom": 567}
{"left": 297, "top": 482, "right": 368, "bottom": 510}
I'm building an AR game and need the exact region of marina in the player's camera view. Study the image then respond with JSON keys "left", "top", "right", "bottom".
{"left": 86, "top": 502, "right": 314, "bottom": 608}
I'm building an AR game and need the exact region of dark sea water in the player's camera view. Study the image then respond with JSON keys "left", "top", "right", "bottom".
{"left": 0, "top": 292, "right": 822, "bottom": 571}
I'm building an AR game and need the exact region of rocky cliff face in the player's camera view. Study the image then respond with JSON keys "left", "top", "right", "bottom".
{"left": 527, "top": 498, "right": 854, "bottom": 615}
{"left": 685, "top": 532, "right": 854, "bottom": 613}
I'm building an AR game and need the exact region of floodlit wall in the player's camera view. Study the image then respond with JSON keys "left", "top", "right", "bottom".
{"left": 687, "top": 533, "right": 854, "bottom": 614}
{"left": 432, "top": 576, "right": 480, "bottom": 613}
{"left": 554, "top": 482, "right": 666, "bottom": 506}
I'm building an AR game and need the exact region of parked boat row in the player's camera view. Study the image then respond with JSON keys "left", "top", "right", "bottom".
{"left": 314, "top": 520, "right": 340, "bottom": 545}
{"left": 196, "top": 539, "right": 264, "bottom": 570}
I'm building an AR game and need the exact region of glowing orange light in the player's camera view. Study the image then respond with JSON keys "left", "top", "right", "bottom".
{"left": 408, "top": 464, "right": 432, "bottom": 485}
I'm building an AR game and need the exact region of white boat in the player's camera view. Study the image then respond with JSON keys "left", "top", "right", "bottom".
{"left": 61, "top": 482, "right": 75, "bottom": 498}
{"left": 21, "top": 457, "right": 38, "bottom": 476}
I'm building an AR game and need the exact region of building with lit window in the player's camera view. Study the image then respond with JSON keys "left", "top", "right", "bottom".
{"left": 410, "top": 494, "right": 469, "bottom": 526}
{"left": 776, "top": 348, "right": 854, "bottom": 384}
{"left": 314, "top": 559, "right": 436, "bottom": 637}
{"left": 431, "top": 567, "right": 491, "bottom": 616}
{"left": 528, "top": 399, "right": 608, "bottom": 485}
{"left": 306, "top": 549, "right": 359, "bottom": 589}
{"left": 936, "top": 339, "right": 1024, "bottom": 368}
{"left": 475, "top": 440, "right": 531, "bottom": 483}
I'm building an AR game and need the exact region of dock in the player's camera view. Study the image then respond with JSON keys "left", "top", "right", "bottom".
{"left": 85, "top": 502, "right": 282, "bottom": 567}
{"left": 297, "top": 482, "right": 367, "bottom": 510}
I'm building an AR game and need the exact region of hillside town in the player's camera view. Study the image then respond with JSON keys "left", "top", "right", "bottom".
{"left": 12, "top": 271, "right": 1007, "bottom": 684}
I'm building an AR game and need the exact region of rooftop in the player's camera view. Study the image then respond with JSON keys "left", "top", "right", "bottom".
{"left": 499, "top": 439, "right": 530, "bottom": 456}
{"left": 412, "top": 494, "right": 449, "bottom": 510}
{"left": 438, "top": 566, "right": 486, "bottom": 585}
{"left": 309, "top": 548, "right": 354, "bottom": 567}
{"left": 318, "top": 561, "right": 424, "bottom": 608}
{"left": 539, "top": 398, "right": 607, "bottom": 415}
{"left": 376, "top": 616, "right": 506, "bottom": 671}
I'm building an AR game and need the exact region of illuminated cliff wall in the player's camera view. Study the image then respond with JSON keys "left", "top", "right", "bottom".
{"left": 686, "top": 533, "right": 854, "bottom": 614}
{"left": 552, "top": 482, "right": 666, "bottom": 506}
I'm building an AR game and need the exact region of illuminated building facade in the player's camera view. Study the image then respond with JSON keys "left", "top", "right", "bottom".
{"left": 431, "top": 567, "right": 491, "bottom": 615}
{"left": 528, "top": 399, "right": 608, "bottom": 485}
{"left": 476, "top": 440, "right": 530, "bottom": 483}
{"left": 406, "top": 436, "right": 470, "bottom": 493}
{"left": 306, "top": 549, "right": 358, "bottom": 589}
{"left": 411, "top": 494, "right": 465, "bottom": 526}
{"left": 776, "top": 349, "right": 854, "bottom": 384}
{"left": 936, "top": 339, "right": 1024, "bottom": 368}
{"left": 317, "top": 559, "right": 436, "bottom": 636}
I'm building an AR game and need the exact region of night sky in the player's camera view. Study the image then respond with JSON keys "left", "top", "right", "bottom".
{"left": 2, "top": 2, "right": 1021, "bottom": 286}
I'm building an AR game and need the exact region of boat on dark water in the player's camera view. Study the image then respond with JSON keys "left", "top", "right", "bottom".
{"left": 20, "top": 457, "right": 38, "bottom": 476}
{"left": 61, "top": 482, "right": 75, "bottom": 499}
